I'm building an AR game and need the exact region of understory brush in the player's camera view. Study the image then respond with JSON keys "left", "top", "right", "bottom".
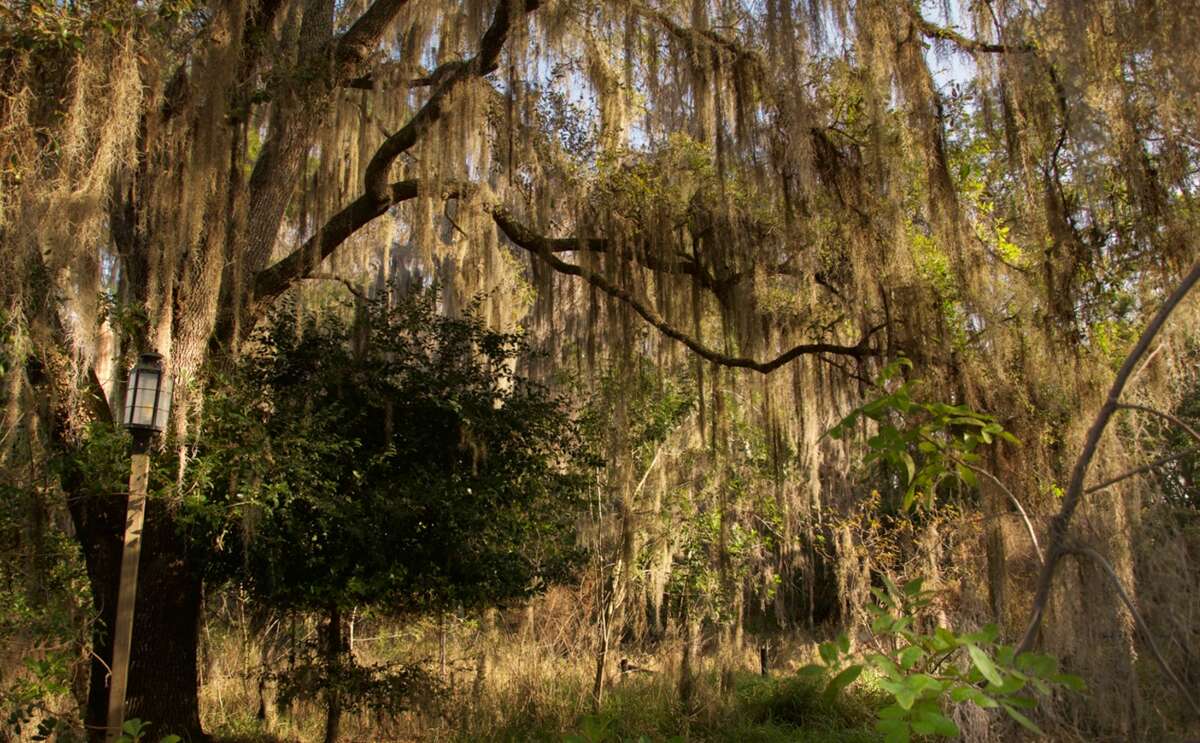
{"left": 199, "top": 613, "right": 879, "bottom": 742}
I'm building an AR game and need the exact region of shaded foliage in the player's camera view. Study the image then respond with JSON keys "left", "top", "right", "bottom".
{"left": 190, "top": 289, "right": 596, "bottom": 614}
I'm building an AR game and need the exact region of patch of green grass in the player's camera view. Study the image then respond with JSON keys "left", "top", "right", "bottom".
{"left": 545, "top": 672, "right": 878, "bottom": 742}
{"left": 715, "top": 674, "right": 878, "bottom": 742}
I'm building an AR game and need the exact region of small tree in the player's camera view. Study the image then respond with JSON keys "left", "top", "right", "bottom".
{"left": 190, "top": 290, "right": 595, "bottom": 741}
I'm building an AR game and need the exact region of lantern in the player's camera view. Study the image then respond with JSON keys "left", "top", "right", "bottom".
{"left": 122, "top": 352, "right": 172, "bottom": 435}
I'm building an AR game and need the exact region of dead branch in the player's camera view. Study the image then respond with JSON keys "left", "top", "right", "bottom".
{"left": 1116, "top": 403, "right": 1200, "bottom": 449}
{"left": 1064, "top": 544, "right": 1200, "bottom": 717}
{"left": 1084, "top": 447, "right": 1197, "bottom": 495}
{"left": 957, "top": 459, "right": 1044, "bottom": 566}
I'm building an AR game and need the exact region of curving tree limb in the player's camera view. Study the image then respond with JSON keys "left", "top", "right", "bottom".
{"left": 1016, "top": 260, "right": 1200, "bottom": 655}
{"left": 901, "top": 3, "right": 1034, "bottom": 55}
{"left": 363, "top": 0, "right": 541, "bottom": 203}
{"left": 489, "top": 204, "right": 883, "bottom": 373}
{"left": 1064, "top": 544, "right": 1200, "bottom": 717}
{"left": 1116, "top": 403, "right": 1200, "bottom": 449}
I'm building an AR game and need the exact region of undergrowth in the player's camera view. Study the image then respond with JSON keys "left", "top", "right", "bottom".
{"left": 205, "top": 669, "right": 879, "bottom": 743}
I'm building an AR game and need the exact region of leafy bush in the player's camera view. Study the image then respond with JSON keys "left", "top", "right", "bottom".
{"left": 803, "top": 576, "right": 1084, "bottom": 742}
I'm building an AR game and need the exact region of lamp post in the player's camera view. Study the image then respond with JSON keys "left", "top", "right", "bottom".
{"left": 107, "top": 353, "right": 172, "bottom": 742}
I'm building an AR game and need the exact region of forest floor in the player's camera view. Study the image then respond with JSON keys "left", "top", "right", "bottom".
{"left": 206, "top": 669, "right": 880, "bottom": 742}
{"left": 198, "top": 610, "right": 882, "bottom": 743}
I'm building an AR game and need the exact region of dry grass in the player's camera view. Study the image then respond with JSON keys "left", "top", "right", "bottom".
{"left": 196, "top": 600, "right": 877, "bottom": 743}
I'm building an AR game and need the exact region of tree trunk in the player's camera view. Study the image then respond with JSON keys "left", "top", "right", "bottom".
{"left": 679, "top": 596, "right": 696, "bottom": 713}
{"left": 322, "top": 605, "right": 345, "bottom": 743}
{"left": 72, "top": 492, "right": 206, "bottom": 743}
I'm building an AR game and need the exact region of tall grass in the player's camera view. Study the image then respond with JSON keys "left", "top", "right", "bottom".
{"left": 198, "top": 608, "right": 878, "bottom": 742}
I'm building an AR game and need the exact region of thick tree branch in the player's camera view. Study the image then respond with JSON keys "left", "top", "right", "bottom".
{"left": 624, "top": 0, "right": 764, "bottom": 70}
{"left": 254, "top": 179, "right": 471, "bottom": 303}
{"left": 335, "top": 0, "right": 413, "bottom": 69}
{"left": 345, "top": 60, "right": 467, "bottom": 90}
{"left": 1017, "top": 259, "right": 1200, "bottom": 655}
{"left": 489, "top": 205, "right": 882, "bottom": 373}
{"left": 901, "top": 3, "right": 1033, "bottom": 55}
{"left": 495, "top": 225, "right": 726, "bottom": 290}
{"left": 363, "top": 0, "right": 541, "bottom": 203}
{"left": 243, "top": 0, "right": 420, "bottom": 279}
{"left": 301, "top": 274, "right": 368, "bottom": 300}
{"left": 250, "top": 2, "right": 544, "bottom": 320}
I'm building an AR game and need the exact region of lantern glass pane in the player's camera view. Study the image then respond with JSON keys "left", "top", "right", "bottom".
{"left": 133, "top": 402, "right": 156, "bottom": 427}
{"left": 156, "top": 377, "right": 173, "bottom": 427}
{"left": 124, "top": 361, "right": 167, "bottom": 431}
{"left": 123, "top": 377, "right": 137, "bottom": 426}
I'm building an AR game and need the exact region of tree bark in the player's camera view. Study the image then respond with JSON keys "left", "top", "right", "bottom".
{"left": 679, "top": 595, "right": 696, "bottom": 712}
{"left": 322, "top": 605, "right": 345, "bottom": 743}
{"left": 72, "top": 491, "right": 206, "bottom": 743}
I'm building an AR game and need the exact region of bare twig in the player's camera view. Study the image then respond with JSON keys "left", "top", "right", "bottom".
{"left": 957, "top": 459, "right": 1044, "bottom": 566}
{"left": 1064, "top": 544, "right": 1200, "bottom": 717}
{"left": 1084, "top": 447, "right": 1197, "bottom": 495}
{"left": 1116, "top": 403, "right": 1200, "bottom": 449}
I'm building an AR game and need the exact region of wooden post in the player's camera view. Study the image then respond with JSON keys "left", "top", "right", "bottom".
{"left": 760, "top": 642, "right": 769, "bottom": 677}
{"left": 439, "top": 611, "right": 447, "bottom": 680}
{"left": 107, "top": 444, "right": 150, "bottom": 741}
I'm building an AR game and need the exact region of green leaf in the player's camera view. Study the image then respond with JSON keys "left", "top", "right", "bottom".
{"left": 949, "top": 685, "right": 973, "bottom": 703}
{"left": 909, "top": 674, "right": 944, "bottom": 695}
{"left": 1016, "top": 651, "right": 1055, "bottom": 676}
{"left": 972, "top": 690, "right": 1000, "bottom": 708}
{"left": 933, "top": 627, "right": 958, "bottom": 650}
{"left": 837, "top": 633, "right": 851, "bottom": 654}
{"left": 1002, "top": 703, "right": 1043, "bottom": 734}
{"left": 878, "top": 609, "right": 897, "bottom": 633}
{"left": 901, "top": 452, "right": 916, "bottom": 484}
{"left": 876, "top": 718, "right": 911, "bottom": 743}
{"left": 962, "top": 624, "right": 999, "bottom": 644}
{"left": 798, "top": 664, "right": 825, "bottom": 679}
{"left": 899, "top": 644, "right": 926, "bottom": 670}
{"left": 819, "top": 642, "right": 839, "bottom": 665}
{"left": 1052, "top": 673, "right": 1086, "bottom": 691}
{"left": 902, "top": 577, "right": 925, "bottom": 596}
{"left": 826, "top": 665, "right": 863, "bottom": 697}
{"left": 869, "top": 653, "right": 902, "bottom": 680}
{"left": 917, "top": 709, "right": 960, "bottom": 737}
{"left": 1002, "top": 694, "right": 1037, "bottom": 709}
{"left": 967, "top": 644, "right": 1004, "bottom": 686}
